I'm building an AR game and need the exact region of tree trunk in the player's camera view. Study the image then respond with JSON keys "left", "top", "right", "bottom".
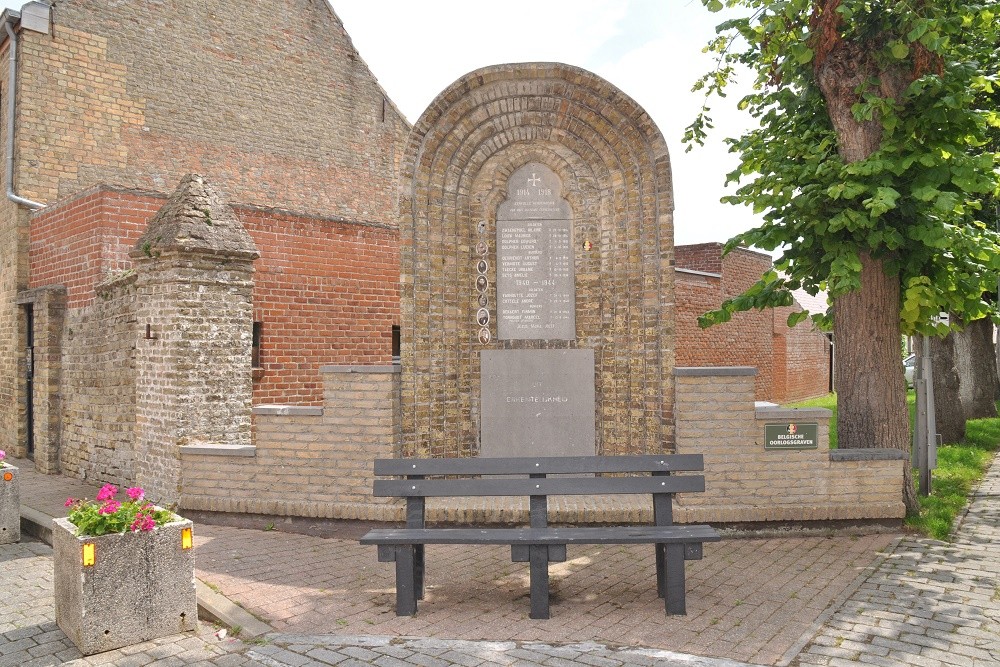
{"left": 816, "top": 34, "right": 919, "bottom": 515}
{"left": 931, "top": 318, "right": 999, "bottom": 443}
{"left": 833, "top": 254, "right": 918, "bottom": 515}
{"left": 929, "top": 330, "right": 966, "bottom": 443}
{"left": 963, "top": 318, "right": 999, "bottom": 420}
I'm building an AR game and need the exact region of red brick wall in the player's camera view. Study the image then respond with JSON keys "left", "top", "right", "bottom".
{"left": 241, "top": 208, "right": 399, "bottom": 405}
{"left": 675, "top": 243, "right": 829, "bottom": 402}
{"left": 28, "top": 189, "right": 161, "bottom": 308}
{"left": 674, "top": 243, "right": 723, "bottom": 275}
{"left": 773, "top": 305, "right": 831, "bottom": 402}
{"left": 29, "top": 188, "right": 398, "bottom": 405}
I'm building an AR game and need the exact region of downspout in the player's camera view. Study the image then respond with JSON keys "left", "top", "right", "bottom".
{"left": 4, "top": 19, "right": 43, "bottom": 210}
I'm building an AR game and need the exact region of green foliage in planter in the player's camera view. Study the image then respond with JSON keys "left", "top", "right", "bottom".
{"left": 66, "top": 484, "right": 177, "bottom": 537}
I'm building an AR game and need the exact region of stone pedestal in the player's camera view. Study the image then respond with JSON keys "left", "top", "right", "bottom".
{"left": 0, "top": 464, "right": 19, "bottom": 543}
{"left": 53, "top": 516, "right": 198, "bottom": 655}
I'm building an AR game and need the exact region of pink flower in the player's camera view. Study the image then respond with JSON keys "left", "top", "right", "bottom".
{"left": 96, "top": 484, "right": 118, "bottom": 502}
{"left": 64, "top": 497, "right": 76, "bottom": 507}
{"left": 0, "top": 449, "right": 5, "bottom": 461}
{"left": 98, "top": 500, "right": 121, "bottom": 515}
{"left": 125, "top": 487, "right": 145, "bottom": 502}
{"left": 130, "top": 514, "right": 156, "bottom": 532}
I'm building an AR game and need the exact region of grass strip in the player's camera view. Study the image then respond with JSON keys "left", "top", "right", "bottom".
{"left": 786, "top": 393, "right": 1000, "bottom": 540}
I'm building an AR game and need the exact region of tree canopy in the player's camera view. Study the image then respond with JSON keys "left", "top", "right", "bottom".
{"left": 685, "top": 0, "right": 1000, "bottom": 335}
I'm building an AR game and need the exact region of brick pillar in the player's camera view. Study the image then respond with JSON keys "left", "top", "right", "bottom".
{"left": 130, "top": 175, "right": 259, "bottom": 506}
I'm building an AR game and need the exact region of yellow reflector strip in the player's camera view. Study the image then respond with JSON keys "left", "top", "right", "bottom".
{"left": 82, "top": 543, "right": 95, "bottom": 567}
{"left": 181, "top": 526, "right": 193, "bottom": 550}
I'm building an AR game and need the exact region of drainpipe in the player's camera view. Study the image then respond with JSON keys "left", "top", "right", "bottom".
{"left": 4, "top": 19, "right": 43, "bottom": 210}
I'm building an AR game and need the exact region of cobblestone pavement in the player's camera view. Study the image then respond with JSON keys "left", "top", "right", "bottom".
{"left": 0, "top": 539, "right": 255, "bottom": 667}
{"left": 793, "top": 457, "right": 1000, "bottom": 666}
{"left": 242, "top": 634, "right": 764, "bottom": 666}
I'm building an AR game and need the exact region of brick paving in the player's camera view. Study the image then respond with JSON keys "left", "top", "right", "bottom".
{"left": 792, "top": 457, "right": 1000, "bottom": 666}
{"left": 12, "top": 454, "right": 1000, "bottom": 666}
{"left": 192, "top": 525, "right": 893, "bottom": 665}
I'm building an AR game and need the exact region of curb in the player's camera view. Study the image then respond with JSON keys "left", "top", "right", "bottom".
{"left": 19, "top": 505, "right": 275, "bottom": 640}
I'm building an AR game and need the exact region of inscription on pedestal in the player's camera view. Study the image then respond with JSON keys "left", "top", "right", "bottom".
{"left": 497, "top": 163, "right": 575, "bottom": 340}
{"left": 480, "top": 349, "right": 595, "bottom": 458}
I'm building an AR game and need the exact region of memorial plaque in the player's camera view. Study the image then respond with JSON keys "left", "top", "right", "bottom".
{"left": 496, "top": 163, "right": 575, "bottom": 340}
{"left": 480, "top": 349, "right": 595, "bottom": 458}
{"left": 764, "top": 423, "right": 819, "bottom": 450}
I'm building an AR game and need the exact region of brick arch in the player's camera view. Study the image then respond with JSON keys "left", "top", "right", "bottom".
{"left": 400, "top": 63, "right": 675, "bottom": 458}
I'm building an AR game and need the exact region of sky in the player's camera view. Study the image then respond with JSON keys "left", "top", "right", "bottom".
{"left": 0, "top": 0, "right": 761, "bottom": 247}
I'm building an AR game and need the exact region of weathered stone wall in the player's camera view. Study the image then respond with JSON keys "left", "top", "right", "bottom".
{"left": 673, "top": 368, "right": 906, "bottom": 522}
{"left": 400, "top": 63, "right": 675, "bottom": 458}
{"left": 14, "top": 0, "right": 408, "bottom": 221}
{"left": 179, "top": 366, "right": 401, "bottom": 520}
{"left": 59, "top": 274, "right": 137, "bottom": 486}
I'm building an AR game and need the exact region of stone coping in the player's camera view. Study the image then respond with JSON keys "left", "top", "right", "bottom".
{"left": 674, "top": 267, "right": 722, "bottom": 279}
{"left": 755, "top": 406, "right": 833, "bottom": 420}
{"left": 319, "top": 364, "right": 400, "bottom": 374}
{"left": 179, "top": 444, "right": 257, "bottom": 457}
{"left": 829, "top": 448, "right": 908, "bottom": 462}
{"left": 253, "top": 405, "right": 323, "bottom": 416}
{"left": 675, "top": 366, "right": 758, "bottom": 377}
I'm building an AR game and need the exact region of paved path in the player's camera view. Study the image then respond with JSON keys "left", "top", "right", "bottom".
{"left": 0, "top": 539, "right": 254, "bottom": 667}
{"left": 792, "top": 461, "right": 1000, "bottom": 667}
{"left": 7, "top": 454, "right": 1000, "bottom": 666}
{"left": 192, "top": 525, "right": 891, "bottom": 664}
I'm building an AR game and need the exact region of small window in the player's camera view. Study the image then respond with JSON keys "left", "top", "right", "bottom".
{"left": 392, "top": 325, "right": 400, "bottom": 364}
{"left": 252, "top": 321, "right": 262, "bottom": 368}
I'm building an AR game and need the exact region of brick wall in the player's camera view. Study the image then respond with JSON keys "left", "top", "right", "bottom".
{"left": 59, "top": 273, "right": 137, "bottom": 486}
{"left": 2, "top": 0, "right": 409, "bottom": 452}
{"left": 675, "top": 243, "right": 830, "bottom": 403}
{"left": 14, "top": 0, "right": 408, "bottom": 223}
{"left": 241, "top": 208, "right": 400, "bottom": 405}
{"left": 674, "top": 368, "right": 905, "bottom": 523}
{"left": 28, "top": 187, "right": 399, "bottom": 406}
{"left": 179, "top": 366, "right": 402, "bottom": 520}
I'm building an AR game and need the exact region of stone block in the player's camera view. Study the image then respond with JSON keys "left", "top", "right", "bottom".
{"left": 0, "top": 464, "right": 19, "bottom": 544}
{"left": 53, "top": 515, "right": 197, "bottom": 655}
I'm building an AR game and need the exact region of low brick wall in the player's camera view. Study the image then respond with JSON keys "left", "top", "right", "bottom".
{"left": 178, "top": 366, "right": 401, "bottom": 520}
{"left": 674, "top": 367, "right": 906, "bottom": 523}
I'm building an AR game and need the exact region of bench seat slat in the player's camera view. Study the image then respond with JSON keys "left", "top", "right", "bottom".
{"left": 374, "top": 475, "right": 704, "bottom": 498}
{"left": 373, "top": 454, "right": 704, "bottom": 477}
{"left": 360, "top": 525, "right": 720, "bottom": 546}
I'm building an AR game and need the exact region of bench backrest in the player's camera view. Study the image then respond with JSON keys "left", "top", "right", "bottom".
{"left": 372, "top": 454, "right": 705, "bottom": 498}
{"left": 373, "top": 454, "right": 703, "bottom": 529}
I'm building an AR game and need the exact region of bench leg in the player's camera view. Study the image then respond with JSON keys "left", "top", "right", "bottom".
{"left": 663, "top": 543, "right": 686, "bottom": 615}
{"left": 655, "top": 543, "right": 666, "bottom": 598}
{"left": 415, "top": 544, "right": 425, "bottom": 600}
{"left": 528, "top": 545, "right": 550, "bottom": 620}
{"left": 394, "top": 546, "right": 418, "bottom": 616}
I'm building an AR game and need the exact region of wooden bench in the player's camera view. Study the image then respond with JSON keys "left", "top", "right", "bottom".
{"left": 360, "top": 454, "right": 719, "bottom": 619}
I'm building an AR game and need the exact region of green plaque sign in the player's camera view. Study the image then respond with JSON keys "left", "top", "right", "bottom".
{"left": 764, "top": 423, "right": 819, "bottom": 450}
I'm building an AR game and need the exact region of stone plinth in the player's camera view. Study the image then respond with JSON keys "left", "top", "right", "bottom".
{"left": 0, "top": 464, "right": 19, "bottom": 543}
{"left": 53, "top": 516, "right": 198, "bottom": 655}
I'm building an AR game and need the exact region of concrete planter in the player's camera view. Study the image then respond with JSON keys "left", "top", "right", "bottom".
{"left": 53, "top": 515, "right": 198, "bottom": 655}
{"left": 0, "top": 464, "right": 18, "bottom": 544}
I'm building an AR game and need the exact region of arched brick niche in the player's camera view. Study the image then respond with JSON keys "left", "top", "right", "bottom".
{"left": 399, "top": 63, "right": 675, "bottom": 458}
